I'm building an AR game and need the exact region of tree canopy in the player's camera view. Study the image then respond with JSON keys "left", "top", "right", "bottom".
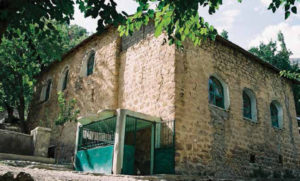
{"left": 0, "top": 22, "right": 88, "bottom": 131}
{"left": 0, "top": 0, "right": 299, "bottom": 46}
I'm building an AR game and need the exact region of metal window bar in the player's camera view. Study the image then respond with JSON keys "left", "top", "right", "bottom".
{"left": 158, "top": 120, "right": 175, "bottom": 148}
{"left": 78, "top": 116, "right": 117, "bottom": 150}
{"left": 125, "top": 115, "right": 153, "bottom": 132}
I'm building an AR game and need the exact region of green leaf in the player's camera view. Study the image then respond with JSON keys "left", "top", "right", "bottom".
{"left": 154, "top": 23, "right": 163, "bottom": 37}
{"left": 291, "top": 6, "right": 297, "bottom": 14}
{"left": 285, "top": 11, "right": 291, "bottom": 19}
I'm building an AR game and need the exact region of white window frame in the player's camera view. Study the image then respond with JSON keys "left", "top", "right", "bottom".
{"left": 243, "top": 88, "right": 258, "bottom": 122}
{"left": 209, "top": 74, "right": 230, "bottom": 110}
{"left": 270, "top": 100, "right": 284, "bottom": 129}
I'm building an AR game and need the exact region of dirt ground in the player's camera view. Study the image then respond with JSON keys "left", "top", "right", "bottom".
{"left": 0, "top": 163, "right": 125, "bottom": 181}
{"left": 0, "top": 162, "right": 208, "bottom": 181}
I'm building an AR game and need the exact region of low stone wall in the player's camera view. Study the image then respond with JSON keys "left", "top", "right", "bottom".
{"left": 0, "top": 127, "right": 51, "bottom": 158}
{"left": 0, "top": 130, "right": 33, "bottom": 156}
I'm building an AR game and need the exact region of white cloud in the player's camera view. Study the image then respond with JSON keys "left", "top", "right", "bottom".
{"left": 215, "top": 9, "right": 240, "bottom": 31}
{"left": 71, "top": 0, "right": 138, "bottom": 33}
{"left": 261, "top": 0, "right": 271, "bottom": 7}
{"left": 70, "top": 5, "right": 98, "bottom": 33}
{"left": 114, "top": 0, "right": 138, "bottom": 14}
{"left": 254, "top": 7, "right": 260, "bottom": 12}
{"left": 249, "top": 22, "right": 300, "bottom": 58}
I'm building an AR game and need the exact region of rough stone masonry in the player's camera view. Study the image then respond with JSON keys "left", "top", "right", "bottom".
{"left": 27, "top": 24, "right": 300, "bottom": 178}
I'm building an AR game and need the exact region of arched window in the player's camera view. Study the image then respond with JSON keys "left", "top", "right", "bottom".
{"left": 209, "top": 77, "right": 224, "bottom": 108}
{"left": 86, "top": 52, "right": 95, "bottom": 76}
{"left": 58, "top": 67, "right": 69, "bottom": 92}
{"left": 270, "top": 101, "right": 283, "bottom": 128}
{"left": 58, "top": 67, "right": 69, "bottom": 91}
{"left": 45, "top": 79, "right": 52, "bottom": 101}
{"left": 243, "top": 92, "right": 252, "bottom": 119}
{"left": 242, "top": 88, "right": 257, "bottom": 121}
{"left": 62, "top": 69, "right": 69, "bottom": 91}
{"left": 40, "top": 79, "right": 52, "bottom": 102}
{"left": 270, "top": 103, "right": 279, "bottom": 127}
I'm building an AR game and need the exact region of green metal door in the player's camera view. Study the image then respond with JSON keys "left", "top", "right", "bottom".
{"left": 153, "top": 120, "right": 175, "bottom": 174}
{"left": 153, "top": 147, "right": 175, "bottom": 174}
{"left": 122, "top": 145, "right": 135, "bottom": 175}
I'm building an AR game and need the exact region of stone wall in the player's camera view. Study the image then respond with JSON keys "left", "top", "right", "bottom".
{"left": 0, "top": 127, "right": 51, "bottom": 157}
{"left": 119, "top": 27, "right": 176, "bottom": 121}
{"left": 174, "top": 39, "right": 300, "bottom": 178}
{"left": 0, "top": 130, "right": 33, "bottom": 155}
{"left": 27, "top": 29, "right": 121, "bottom": 162}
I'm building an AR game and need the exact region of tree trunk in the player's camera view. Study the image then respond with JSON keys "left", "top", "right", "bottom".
{"left": 4, "top": 102, "right": 14, "bottom": 123}
{"left": 0, "top": 0, "right": 9, "bottom": 43}
{"left": 16, "top": 74, "right": 28, "bottom": 133}
{"left": 17, "top": 97, "right": 28, "bottom": 133}
{"left": 0, "top": 21, "right": 7, "bottom": 43}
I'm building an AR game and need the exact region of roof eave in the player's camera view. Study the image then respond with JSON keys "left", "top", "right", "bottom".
{"left": 216, "top": 35, "right": 300, "bottom": 85}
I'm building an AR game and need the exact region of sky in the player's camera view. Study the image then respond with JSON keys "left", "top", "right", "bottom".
{"left": 71, "top": 0, "right": 300, "bottom": 58}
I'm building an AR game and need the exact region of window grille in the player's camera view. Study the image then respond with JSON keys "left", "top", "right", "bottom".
{"left": 78, "top": 116, "right": 117, "bottom": 150}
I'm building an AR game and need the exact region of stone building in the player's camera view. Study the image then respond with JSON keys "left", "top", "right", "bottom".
{"left": 28, "top": 24, "right": 300, "bottom": 178}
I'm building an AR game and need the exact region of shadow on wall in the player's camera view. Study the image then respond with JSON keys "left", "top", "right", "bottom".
{"left": 0, "top": 130, "right": 34, "bottom": 156}
{"left": 0, "top": 127, "right": 51, "bottom": 158}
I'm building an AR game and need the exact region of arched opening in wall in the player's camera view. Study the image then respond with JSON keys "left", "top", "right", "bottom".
{"left": 270, "top": 100, "right": 283, "bottom": 129}
{"left": 58, "top": 66, "right": 69, "bottom": 91}
{"left": 243, "top": 88, "right": 257, "bottom": 122}
{"left": 40, "top": 79, "right": 52, "bottom": 102}
{"left": 208, "top": 75, "right": 230, "bottom": 109}
{"left": 81, "top": 50, "right": 96, "bottom": 77}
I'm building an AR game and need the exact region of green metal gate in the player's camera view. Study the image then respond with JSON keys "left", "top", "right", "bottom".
{"left": 75, "top": 116, "right": 117, "bottom": 174}
{"left": 74, "top": 111, "right": 174, "bottom": 175}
